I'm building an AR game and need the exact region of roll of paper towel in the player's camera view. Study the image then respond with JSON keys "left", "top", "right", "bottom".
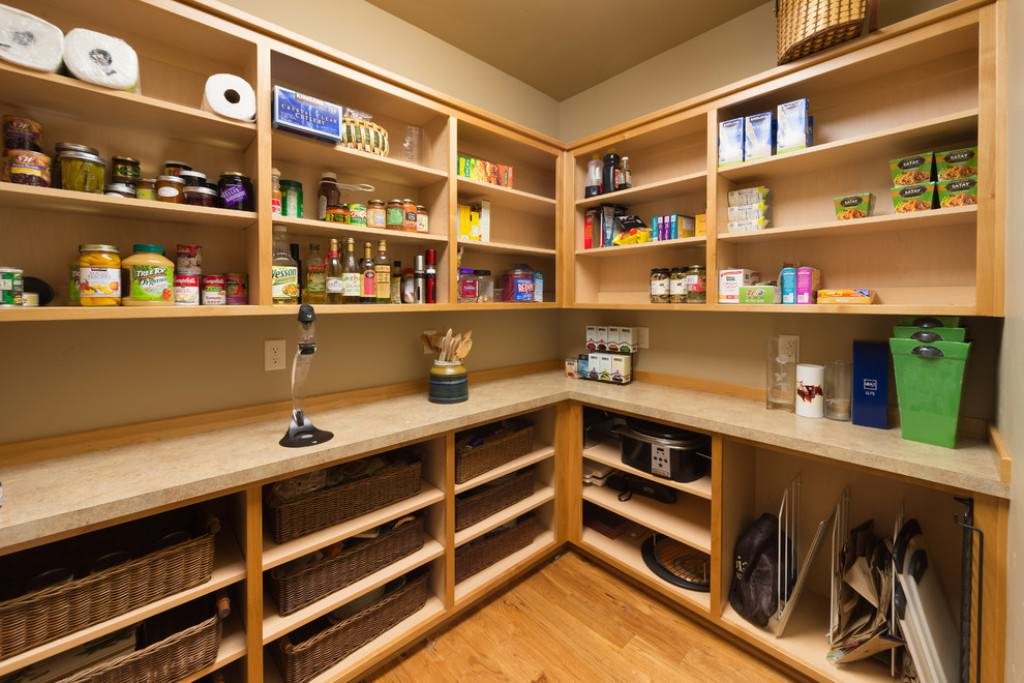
{"left": 63, "top": 28, "right": 139, "bottom": 91}
{"left": 202, "top": 73, "right": 256, "bottom": 122}
{"left": 0, "top": 4, "right": 63, "bottom": 73}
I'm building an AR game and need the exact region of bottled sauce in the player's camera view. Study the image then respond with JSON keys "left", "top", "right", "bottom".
{"left": 271, "top": 225, "right": 299, "bottom": 304}
{"left": 618, "top": 155, "right": 633, "bottom": 190}
{"left": 602, "top": 152, "right": 620, "bottom": 197}
{"left": 416, "top": 204, "right": 429, "bottom": 233}
{"left": 341, "top": 237, "right": 360, "bottom": 304}
{"left": 360, "top": 241, "right": 376, "bottom": 304}
{"left": 425, "top": 249, "right": 437, "bottom": 304}
{"left": 270, "top": 167, "right": 282, "bottom": 215}
{"left": 290, "top": 243, "right": 302, "bottom": 302}
{"left": 414, "top": 254, "right": 426, "bottom": 304}
{"left": 402, "top": 265, "right": 416, "bottom": 303}
{"left": 324, "top": 239, "right": 343, "bottom": 304}
{"left": 317, "top": 172, "right": 340, "bottom": 220}
{"left": 386, "top": 199, "right": 404, "bottom": 230}
{"left": 390, "top": 260, "right": 402, "bottom": 303}
{"left": 402, "top": 198, "right": 418, "bottom": 232}
{"left": 367, "top": 199, "right": 386, "bottom": 229}
{"left": 374, "top": 240, "right": 391, "bottom": 303}
{"left": 585, "top": 155, "right": 603, "bottom": 197}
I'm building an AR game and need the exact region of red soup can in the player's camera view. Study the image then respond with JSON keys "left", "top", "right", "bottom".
{"left": 225, "top": 272, "right": 248, "bottom": 305}
{"left": 202, "top": 274, "right": 226, "bottom": 305}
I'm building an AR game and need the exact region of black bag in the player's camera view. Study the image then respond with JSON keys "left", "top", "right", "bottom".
{"left": 729, "top": 513, "right": 795, "bottom": 628}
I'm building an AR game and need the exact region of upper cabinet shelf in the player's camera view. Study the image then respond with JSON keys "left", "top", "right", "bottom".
{"left": 575, "top": 171, "right": 706, "bottom": 209}
{"left": 717, "top": 206, "right": 977, "bottom": 243}
{"left": 456, "top": 177, "right": 556, "bottom": 216}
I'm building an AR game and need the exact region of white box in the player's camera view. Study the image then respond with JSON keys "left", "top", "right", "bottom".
{"left": 777, "top": 98, "right": 811, "bottom": 154}
{"left": 611, "top": 354, "right": 632, "bottom": 384}
{"left": 718, "top": 117, "right": 744, "bottom": 166}
{"left": 719, "top": 268, "right": 760, "bottom": 303}
{"left": 586, "top": 325, "right": 598, "bottom": 351}
{"left": 606, "top": 326, "right": 620, "bottom": 352}
{"left": 617, "top": 327, "right": 637, "bottom": 353}
{"left": 744, "top": 112, "right": 774, "bottom": 161}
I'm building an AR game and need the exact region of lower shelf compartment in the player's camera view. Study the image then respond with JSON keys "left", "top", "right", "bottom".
{"left": 454, "top": 529, "right": 557, "bottom": 603}
{"left": 582, "top": 484, "right": 711, "bottom": 554}
{"left": 179, "top": 614, "right": 247, "bottom": 683}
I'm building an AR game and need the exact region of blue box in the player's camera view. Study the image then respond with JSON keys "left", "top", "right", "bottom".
{"left": 853, "top": 341, "right": 890, "bottom": 429}
{"left": 272, "top": 86, "right": 342, "bottom": 142}
{"left": 718, "top": 117, "right": 745, "bottom": 166}
{"left": 744, "top": 112, "right": 775, "bottom": 161}
{"left": 780, "top": 266, "right": 797, "bottom": 304}
{"left": 776, "top": 98, "right": 811, "bottom": 154}
{"left": 668, "top": 214, "right": 679, "bottom": 240}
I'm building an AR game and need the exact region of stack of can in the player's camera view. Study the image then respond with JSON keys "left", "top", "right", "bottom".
{"left": 174, "top": 244, "right": 248, "bottom": 306}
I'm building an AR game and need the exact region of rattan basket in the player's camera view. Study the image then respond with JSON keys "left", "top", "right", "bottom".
{"left": 777, "top": 0, "right": 868, "bottom": 64}
{"left": 0, "top": 511, "right": 218, "bottom": 660}
{"left": 455, "top": 515, "right": 540, "bottom": 583}
{"left": 269, "top": 517, "right": 426, "bottom": 616}
{"left": 273, "top": 571, "right": 429, "bottom": 683}
{"left": 455, "top": 424, "right": 534, "bottom": 484}
{"left": 267, "top": 458, "right": 422, "bottom": 544}
{"left": 339, "top": 117, "right": 389, "bottom": 157}
{"left": 454, "top": 468, "right": 535, "bottom": 532}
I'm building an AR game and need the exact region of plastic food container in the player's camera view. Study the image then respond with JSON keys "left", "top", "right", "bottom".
{"left": 3, "top": 116, "right": 42, "bottom": 151}
{"left": 3, "top": 149, "right": 51, "bottom": 187}
{"left": 502, "top": 265, "right": 536, "bottom": 302}
{"left": 122, "top": 244, "right": 174, "bottom": 306}
{"left": 457, "top": 268, "right": 478, "bottom": 303}
{"left": 184, "top": 185, "right": 218, "bottom": 207}
{"left": 78, "top": 244, "right": 121, "bottom": 306}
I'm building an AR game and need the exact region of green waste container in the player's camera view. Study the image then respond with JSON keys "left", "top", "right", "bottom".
{"left": 889, "top": 338, "right": 971, "bottom": 448}
{"left": 892, "top": 326, "right": 967, "bottom": 342}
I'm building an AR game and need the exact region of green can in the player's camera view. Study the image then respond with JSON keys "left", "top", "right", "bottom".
{"left": 281, "top": 179, "right": 303, "bottom": 218}
{"left": 347, "top": 202, "right": 367, "bottom": 226}
{"left": 0, "top": 267, "right": 24, "bottom": 307}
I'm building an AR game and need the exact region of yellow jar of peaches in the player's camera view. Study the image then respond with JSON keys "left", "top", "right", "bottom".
{"left": 78, "top": 244, "right": 121, "bottom": 306}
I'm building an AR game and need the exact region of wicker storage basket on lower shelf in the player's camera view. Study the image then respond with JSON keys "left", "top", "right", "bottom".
{"left": 269, "top": 517, "right": 426, "bottom": 616}
{"left": 273, "top": 572, "right": 429, "bottom": 683}
{"left": 455, "top": 515, "right": 540, "bottom": 583}
{"left": 455, "top": 424, "right": 534, "bottom": 484}
{"left": 454, "top": 468, "right": 535, "bottom": 532}
{"left": 267, "top": 459, "right": 422, "bottom": 544}
{"left": 0, "top": 511, "right": 219, "bottom": 660}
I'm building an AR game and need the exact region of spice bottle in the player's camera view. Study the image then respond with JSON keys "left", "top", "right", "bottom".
{"left": 650, "top": 268, "right": 670, "bottom": 303}
{"left": 271, "top": 167, "right": 282, "bottom": 215}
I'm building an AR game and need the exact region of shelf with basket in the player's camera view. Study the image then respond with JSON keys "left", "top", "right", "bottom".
{"left": 453, "top": 528, "right": 557, "bottom": 603}
{"left": 454, "top": 445, "right": 555, "bottom": 494}
{"left": 178, "top": 613, "right": 247, "bottom": 683}
{"left": 453, "top": 486, "right": 554, "bottom": 548}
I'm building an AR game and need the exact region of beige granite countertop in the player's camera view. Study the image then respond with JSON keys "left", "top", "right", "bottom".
{"left": 0, "top": 372, "right": 1007, "bottom": 552}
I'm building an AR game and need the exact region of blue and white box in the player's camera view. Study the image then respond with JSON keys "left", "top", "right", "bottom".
{"left": 744, "top": 111, "right": 774, "bottom": 161}
{"left": 718, "top": 117, "right": 745, "bottom": 166}
{"left": 852, "top": 341, "right": 890, "bottom": 429}
{"left": 777, "top": 98, "right": 811, "bottom": 154}
{"left": 272, "top": 86, "right": 342, "bottom": 142}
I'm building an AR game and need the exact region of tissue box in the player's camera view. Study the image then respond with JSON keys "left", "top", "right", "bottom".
{"left": 776, "top": 98, "right": 811, "bottom": 154}
{"left": 272, "top": 86, "right": 342, "bottom": 142}
{"left": 739, "top": 284, "right": 781, "bottom": 304}
{"left": 718, "top": 117, "right": 744, "bottom": 166}
{"left": 744, "top": 112, "right": 774, "bottom": 161}
{"left": 719, "top": 269, "right": 759, "bottom": 303}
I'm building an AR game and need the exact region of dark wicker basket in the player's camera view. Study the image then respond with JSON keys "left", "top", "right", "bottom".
{"left": 455, "top": 515, "right": 540, "bottom": 583}
{"left": 455, "top": 424, "right": 534, "bottom": 484}
{"left": 267, "top": 459, "right": 422, "bottom": 544}
{"left": 273, "top": 572, "right": 429, "bottom": 683}
{"left": 269, "top": 517, "right": 426, "bottom": 616}
{"left": 58, "top": 599, "right": 227, "bottom": 683}
{"left": 0, "top": 512, "right": 218, "bottom": 660}
{"left": 454, "top": 468, "right": 535, "bottom": 532}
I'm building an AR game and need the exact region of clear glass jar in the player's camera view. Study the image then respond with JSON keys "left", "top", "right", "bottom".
{"left": 78, "top": 244, "right": 121, "bottom": 306}
{"left": 59, "top": 151, "right": 105, "bottom": 193}
{"left": 317, "top": 172, "right": 340, "bottom": 221}
{"left": 272, "top": 224, "right": 299, "bottom": 304}
{"left": 669, "top": 267, "right": 687, "bottom": 304}
{"left": 386, "top": 199, "right": 404, "bottom": 230}
{"left": 402, "top": 198, "right": 418, "bottom": 232}
{"left": 415, "top": 204, "right": 429, "bottom": 233}
{"left": 650, "top": 268, "right": 670, "bottom": 303}
{"left": 457, "top": 267, "right": 478, "bottom": 303}
{"left": 686, "top": 265, "right": 707, "bottom": 304}
{"left": 367, "top": 199, "right": 386, "bottom": 228}
{"left": 475, "top": 269, "right": 493, "bottom": 302}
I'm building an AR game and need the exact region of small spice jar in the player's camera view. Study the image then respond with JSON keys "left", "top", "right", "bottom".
{"left": 402, "top": 198, "right": 417, "bottom": 232}
{"left": 58, "top": 151, "right": 103, "bottom": 192}
{"left": 475, "top": 269, "right": 494, "bottom": 302}
{"left": 3, "top": 149, "right": 51, "bottom": 187}
{"left": 367, "top": 199, "right": 386, "bottom": 228}
{"left": 650, "top": 268, "right": 670, "bottom": 304}
{"left": 178, "top": 169, "right": 207, "bottom": 187}
{"left": 347, "top": 202, "right": 367, "bottom": 226}
{"left": 457, "top": 267, "right": 478, "bottom": 303}
{"left": 686, "top": 265, "right": 707, "bottom": 304}
{"left": 669, "top": 267, "right": 687, "bottom": 304}
{"left": 111, "top": 156, "right": 140, "bottom": 183}
{"left": 156, "top": 174, "right": 186, "bottom": 203}
{"left": 163, "top": 160, "right": 191, "bottom": 177}
{"left": 218, "top": 171, "right": 254, "bottom": 211}
{"left": 184, "top": 185, "right": 217, "bottom": 207}
{"left": 386, "top": 199, "right": 404, "bottom": 230}
{"left": 105, "top": 182, "right": 136, "bottom": 198}
{"left": 416, "top": 204, "right": 429, "bottom": 233}
{"left": 78, "top": 244, "right": 121, "bottom": 306}
{"left": 135, "top": 178, "right": 156, "bottom": 200}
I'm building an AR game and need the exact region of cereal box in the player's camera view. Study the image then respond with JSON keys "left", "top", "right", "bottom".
{"left": 892, "top": 183, "right": 937, "bottom": 213}
{"left": 936, "top": 147, "right": 977, "bottom": 181}
{"left": 937, "top": 177, "right": 978, "bottom": 208}
{"left": 718, "top": 117, "right": 744, "bottom": 166}
{"left": 889, "top": 152, "right": 935, "bottom": 187}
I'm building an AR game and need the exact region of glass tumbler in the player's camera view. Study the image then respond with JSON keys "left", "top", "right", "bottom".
{"left": 825, "top": 360, "right": 852, "bottom": 421}
{"left": 401, "top": 125, "right": 423, "bottom": 163}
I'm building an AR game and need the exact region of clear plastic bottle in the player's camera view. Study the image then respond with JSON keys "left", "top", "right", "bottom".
{"left": 585, "top": 155, "right": 603, "bottom": 197}
{"left": 271, "top": 224, "right": 299, "bottom": 304}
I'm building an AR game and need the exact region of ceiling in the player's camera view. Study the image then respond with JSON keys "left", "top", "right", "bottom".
{"left": 367, "top": 0, "right": 766, "bottom": 100}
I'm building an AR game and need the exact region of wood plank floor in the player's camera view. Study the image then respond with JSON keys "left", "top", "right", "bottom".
{"left": 370, "top": 551, "right": 794, "bottom": 682}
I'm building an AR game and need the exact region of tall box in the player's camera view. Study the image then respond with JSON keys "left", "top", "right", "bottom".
{"left": 852, "top": 341, "right": 889, "bottom": 429}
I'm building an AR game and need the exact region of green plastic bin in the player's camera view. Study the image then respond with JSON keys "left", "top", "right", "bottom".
{"left": 892, "top": 326, "right": 967, "bottom": 342}
{"left": 889, "top": 338, "right": 970, "bottom": 448}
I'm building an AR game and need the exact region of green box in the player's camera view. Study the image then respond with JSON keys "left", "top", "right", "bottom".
{"left": 890, "top": 338, "right": 970, "bottom": 448}
{"left": 833, "top": 193, "right": 874, "bottom": 220}
{"left": 937, "top": 177, "right": 978, "bottom": 209}
{"left": 936, "top": 146, "right": 978, "bottom": 181}
{"left": 895, "top": 315, "right": 961, "bottom": 328}
{"left": 889, "top": 151, "right": 934, "bottom": 186}
{"left": 738, "top": 284, "right": 780, "bottom": 304}
{"left": 891, "top": 182, "right": 937, "bottom": 213}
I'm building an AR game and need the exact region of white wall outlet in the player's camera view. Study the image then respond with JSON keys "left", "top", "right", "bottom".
{"left": 636, "top": 327, "right": 650, "bottom": 349}
{"left": 265, "top": 339, "right": 286, "bottom": 371}
{"left": 422, "top": 329, "right": 438, "bottom": 354}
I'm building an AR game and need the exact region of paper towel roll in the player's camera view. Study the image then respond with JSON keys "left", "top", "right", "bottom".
{"left": 795, "top": 363, "right": 825, "bottom": 418}
{"left": 63, "top": 28, "right": 139, "bottom": 91}
{"left": 0, "top": 4, "right": 63, "bottom": 73}
{"left": 201, "top": 73, "right": 256, "bottom": 122}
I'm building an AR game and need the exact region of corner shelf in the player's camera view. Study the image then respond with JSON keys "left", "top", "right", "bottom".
{"left": 583, "top": 442, "right": 711, "bottom": 499}
{"left": 576, "top": 235, "right": 706, "bottom": 257}
{"left": 456, "top": 239, "right": 556, "bottom": 257}
{"left": 454, "top": 485, "right": 554, "bottom": 547}
{"left": 575, "top": 171, "right": 707, "bottom": 209}
{"left": 456, "top": 177, "right": 556, "bottom": 216}
{"left": 717, "top": 206, "right": 977, "bottom": 243}
{"left": 273, "top": 215, "right": 449, "bottom": 245}
{"left": 454, "top": 446, "right": 555, "bottom": 494}
{"left": 582, "top": 484, "right": 710, "bottom": 554}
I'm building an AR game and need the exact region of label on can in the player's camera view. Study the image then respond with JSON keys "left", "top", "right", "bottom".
{"left": 69, "top": 264, "right": 80, "bottom": 304}
{"left": 282, "top": 188, "right": 302, "bottom": 217}
{"left": 128, "top": 265, "right": 173, "bottom": 302}
{"left": 272, "top": 265, "right": 299, "bottom": 302}
{"left": 176, "top": 244, "right": 202, "bottom": 270}
{"left": 225, "top": 273, "right": 248, "bottom": 304}
{"left": 416, "top": 212, "right": 429, "bottom": 233}
{"left": 78, "top": 267, "right": 120, "bottom": 300}
{"left": 386, "top": 206, "right": 403, "bottom": 228}
{"left": 174, "top": 273, "right": 200, "bottom": 305}
{"left": 0, "top": 268, "right": 24, "bottom": 306}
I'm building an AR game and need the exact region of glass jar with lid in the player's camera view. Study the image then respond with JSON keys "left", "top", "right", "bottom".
{"left": 78, "top": 244, "right": 121, "bottom": 306}
{"left": 59, "top": 151, "right": 105, "bottom": 193}
{"left": 669, "top": 267, "right": 687, "bottom": 304}
{"left": 650, "top": 268, "right": 670, "bottom": 303}
{"left": 475, "top": 269, "right": 493, "bottom": 302}
{"left": 386, "top": 199, "right": 404, "bottom": 230}
{"left": 367, "top": 199, "right": 386, "bottom": 228}
{"left": 317, "top": 172, "right": 340, "bottom": 220}
{"left": 156, "top": 175, "right": 186, "bottom": 203}
{"left": 402, "top": 198, "right": 417, "bottom": 232}
{"left": 457, "top": 268, "right": 478, "bottom": 303}
{"left": 111, "top": 156, "right": 140, "bottom": 183}
{"left": 415, "top": 204, "right": 429, "bottom": 233}
{"left": 135, "top": 178, "right": 156, "bottom": 200}
{"left": 53, "top": 142, "right": 98, "bottom": 188}
{"left": 686, "top": 265, "right": 707, "bottom": 304}
{"left": 218, "top": 172, "right": 254, "bottom": 211}
{"left": 271, "top": 224, "right": 299, "bottom": 304}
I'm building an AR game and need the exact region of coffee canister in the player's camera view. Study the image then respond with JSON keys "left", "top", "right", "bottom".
{"left": 796, "top": 363, "right": 825, "bottom": 418}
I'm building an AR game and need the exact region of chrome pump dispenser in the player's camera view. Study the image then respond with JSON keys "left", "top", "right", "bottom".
{"left": 280, "top": 304, "right": 334, "bottom": 447}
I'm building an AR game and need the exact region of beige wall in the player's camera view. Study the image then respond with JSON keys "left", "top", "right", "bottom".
{"left": 216, "top": 0, "right": 561, "bottom": 137}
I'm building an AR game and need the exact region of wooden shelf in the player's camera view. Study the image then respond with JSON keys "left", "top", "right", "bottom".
{"left": 718, "top": 109, "right": 978, "bottom": 182}
{"left": 454, "top": 486, "right": 554, "bottom": 547}
{"left": 582, "top": 485, "right": 710, "bottom": 554}
{"left": 718, "top": 206, "right": 977, "bottom": 243}
{"left": 567, "top": 302, "right": 979, "bottom": 315}
{"left": 0, "top": 536, "right": 245, "bottom": 677}
{"left": 456, "top": 239, "right": 557, "bottom": 257}
{"left": 271, "top": 130, "right": 448, "bottom": 187}
{"left": 575, "top": 171, "right": 707, "bottom": 209}
{"left": 262, "top": 539, "right": 444, "bottom": 643}
{"left": 0, "top": 62, "right": 256, "bottom": 149}
{"left": 578, "top": 527, "right": 710, "bottom": 613}
{"left": 456, "top": 177, "right": 556, "bottom": 216}
{"left": 454, "top": 446, "right": 555, "bottom": 494}
{"left": 576, "top": 235, "right": 706, "bottom": 257}
{"left": 273, "top": 216, "right": 449, "bottom": 245}
{"left": 262, "top": 485, "right": 444, "bottom": 570}
{"left": 583, "top": 443, "right": 711, "bottom": 499}
{"left": 0, "top": 183, "right": 257, "bottom": 227}
{"left": 179, "top": 614, "right": 247, "bottom": 683}
{"left": 454, "top": 529, "right": 557, "bottom": 602}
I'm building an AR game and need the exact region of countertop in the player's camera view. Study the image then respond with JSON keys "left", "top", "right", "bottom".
{"left": 0, "top": 372, "right": 1007, "bottom": 552}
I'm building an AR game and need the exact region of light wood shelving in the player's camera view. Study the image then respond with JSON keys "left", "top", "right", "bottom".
{"left": 583, "top": 442, "right": 712, "bottom": 499}
{"left": 575, "top": 171, "right": 707, "bottom": 209}
{"left": 454, "top": 529, "right": 557, "bottom": 602}
{"left": 454, "top": 446, "right": 555, "bottom": 494}
{"left": 456, "top": 239, "right": 557, "bottom": 257}
{"left": 179, "top": 614, "right": 248, "bottom": 683}
{"left": 582, "top": 484, "right": 711, "bottom": 554}
{"left": 456, "top": 177, "right": 557, "bottom": 216}
{"left": 272, "top": 215, "right": 449, "bottom": 245}
{"left": 454, "top": 486, "right": 555, "bottom": 547}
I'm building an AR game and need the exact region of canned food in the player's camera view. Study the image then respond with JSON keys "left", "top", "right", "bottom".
{"left": 3, "top": 149, "right": 50, "bottom": 187}
{"left": 202, "top": 274, "right": 226, "bottom": 305}
{"left": 0, "top": 267, "right": 24, "bottom": 307}
{"left": 174, "top": 271, "right": 200, "bottom": 306}
{"left": 347, "top": 202, "right": 367, "bottom": 226}
{"left": 111, "top": 156, "right": 140, "bottom": 182}
{"left": 3, "top": 116, "right": 42, "bottom": 151}
{"left": 281, "top": 179, "right": 303, "bottom": 217}
{"left": 325, "top": 204, "right": 348, "bottom": 223}
{"left": 225, "top": 272, "right": 248, "bottom": 305}
{"left": 21, "top": 291, "right": 39, "bottom": 306}
{"left": 176, "top": 244, "right": 202, "bottom": 270}
{"left": 135, "top": 178, "right": 156, "bottom": 201}
{"left": 105, "top": 182, "right": 136, "bottom": 198}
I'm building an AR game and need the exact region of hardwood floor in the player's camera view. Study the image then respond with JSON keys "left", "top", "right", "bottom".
{"left": 370, "top": 551, "right": 794, "bottom": 682}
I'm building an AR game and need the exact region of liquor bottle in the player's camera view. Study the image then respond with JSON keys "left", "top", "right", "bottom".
{"left": 390, "top": 260, "right": 402, "bottom": 303}
{"left": 305, "top": 242, "right": 327, "bottom": 304}
{"left": 425, "top": 248, "right": 437, "bottom": 304}
{"left": 341, "top": 237, "right": 360, "bottom": 304}
{"left": 325, "top": 239, "right": 343, "bottom": 304}
{"left": 360, "top": 241, "right": 376, "bottom": 304}
{"left": 289, "top": 243, "right": 302, "bottom": 303}
{"left": 374, "top": 240, "right": 391, "bottom": 303}
{"left": 618, "top": 155, "right": 633, "bottom": 190}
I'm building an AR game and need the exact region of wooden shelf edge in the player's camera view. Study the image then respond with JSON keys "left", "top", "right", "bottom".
{"left": 574, "top": 171, "right": 708, "bottom": 208}
{"left": 581, "top": 486, "right": 711, "bottom": 554}
{"left": 454, "top": 446, "right": 555, "bottom": 494}
{"left": 583, "top": 443, "right": 712, "bottom": 499}
{"left": 453, "top": 530, "right": 558, "bottom": 603}
{"left": 566, "top": 303, "right": 982, "bottom": 315}
{"left": 456, "top": 239, "right": 557, "bottom": 256}
{"left": 272, "top": 216, "right": 450, "bottom": 243}
{"left": 454, "top": 486, "right": 555, "bottom": 547}
{"left": 456, "top": 177, "right": 557, "bottom": 206}
{"left": 179, "top": 614, "right": 247, "bottom": 683}
{"left": 576, "top": 235, "right": 706, "bottom": 257}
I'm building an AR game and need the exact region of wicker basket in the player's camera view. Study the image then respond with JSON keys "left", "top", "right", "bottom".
{"left": 269, "top": 517, "right": 426, "bottom": 616}
{"left": 0, "top": 511, "right": 218, "bottom": 660}
{"left": 273, "top": 572, "right": 429, "bottom": 683}
{"left": 455, "top": 468, "right": 535, "bottom": 532}
{"left": 455, "top": 424, "right": 534, "bottom": 484}
{"left": 267, "top": 459, "right": 422, "bottom": 544}
{"left": 455, "top": 515, "right": 540, "bottom": 583}
{"left": 58, "top": 598, "right": 228, "bottom": 683}
{"left": 777, "top": 0, "right": 868, "bottom": 65}
{"left": 339, "top": 117, "right": 389, "bottom": 157}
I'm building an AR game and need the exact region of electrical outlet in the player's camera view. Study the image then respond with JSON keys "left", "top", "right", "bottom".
{"left": 636, "top": 327, "right": 650, "bottom": 349}
{"left": 422, "top": 329, "right": 438, "bottom": 354}
{"left": 264, "top": 339, "right": 286, "bottom": 371}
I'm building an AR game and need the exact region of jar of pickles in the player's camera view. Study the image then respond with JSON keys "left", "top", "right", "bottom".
{"left": 135, "top": 178, "right": 156, "bottom": 200}
{"left": 53, "top": 143, "right": 98, "bottom": 188}
{"left": 386, "top": 199, "right": 403, "bottom": 230}
{"left": 686, "top": 265, "right": 707, "bottom": 304}
{"left": 669, "top": 267, "right": 687, "bottom": 304}
{"left": 59, "top": 151, "right": 104, "bottom": 193}
{"left": 367, "top": 199, "right": 386, "bottom": 228}
{"left": 650, "top": 268, "right": 670, "bottom": 304}
{"left": 111, "top": 156, "right": 140, "bottom": 183}
{"left": 78, "top": 244, "right": 121, "bottom": 306}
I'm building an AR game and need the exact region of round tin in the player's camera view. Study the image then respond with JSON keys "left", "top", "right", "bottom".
{"left": 225, "top": 272, "right": 248, "bottom": 305}
{"left": 174, "top": 271, "right": 200, "bottom": 306}
{"left": 0, "top": 267, "right": 24, "bottom": 307}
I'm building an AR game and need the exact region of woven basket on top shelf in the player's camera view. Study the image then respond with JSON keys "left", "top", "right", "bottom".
{"left": 455, "top": 424, "right": 535, "bottom": 484}
{"left": 454, "top": 468, "right": 535, "bottom": 532}
{"left": 777, "top": 0, "right": 868, "bottom": 65}
{"left": 455, "top": 515, "right": 541, "bottom": 583}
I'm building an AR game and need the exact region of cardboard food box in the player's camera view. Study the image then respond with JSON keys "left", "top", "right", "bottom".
{"left": 889, "top": 151, "right": 935, "bottom": 187}
{"left": 694, "top": 213, "right": 707, "bottom": 236}
{"left": 744, "top": 112, "right": 774, "bottom": 161}
{"left": 817, "top": 289, "right": 876, "bottom": 304}
{"left": 776, "top": 98, "right": 811, "bottom": 154}
{"left": 892, "top": 182, "right": 937, "bottom": 213}
{"left": 610, "top": 354, "right": 632, "bottom": 384}
{"left": 739, "top": 284, "right": 781, "bottom": 304}
{"left": 719, "top": 268, "right": 759, "bottom": 303}
{"left": 833, "top": 193, "right": 874, "bottom": 220}
{"left": 727, "top": 216, "right": 768, "bottom": 233}
{"left": 728, "top": 186, "right": 769, "bottom": 207}
{"left": 937, "top": 177, "right": 978, "bottom": 208}
{"left": 936, "top": 146, "right": 978, "bottom": 181}
{"left": 718, "top": 117, "right": 744, "bottom": 166}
